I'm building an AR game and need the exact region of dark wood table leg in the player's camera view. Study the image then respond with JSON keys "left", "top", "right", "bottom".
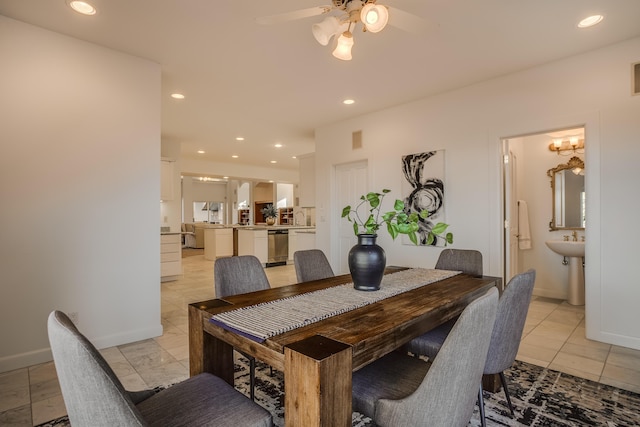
{"left": 284, "top": 335, "right": 352, "bottom": 427}
{"left": 482, "top": 373, "right": 502, "bottom": 393}
{"left": 188, "top": 302, "right": 234, "bottom": 384}
{"left": 188, "top": 303, "right": 206, "bottom": 376}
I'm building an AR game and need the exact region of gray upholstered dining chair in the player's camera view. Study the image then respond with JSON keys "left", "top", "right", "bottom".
{"left": 214, "top": 255, "right": 271, "bottom": 401}
{"left": 293, "top": 249, "right": 334, "bottom": 282}
{"left": 435, "top": 248, "right": 483, "bottom": 277}
{"left": 215, "top": 255, "right": 271, "bottom": 298}
{"left": 419, "top": 248, "right": 484, "bottom": 346}
{"left": 406, "top": 269, "right": 536, "bottom": 427}
{"left": 47, "top": 310, "right": 273, "bottom": 427}
{"left": 352, "top": 287, "right": 499, "bottom": 427}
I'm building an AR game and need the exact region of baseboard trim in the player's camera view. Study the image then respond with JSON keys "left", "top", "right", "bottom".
{"left": 91, "top": 324, "right": 164, "bottom": 350}
{"left": 0, "top": 324, "right": 163, "bottom": 374}
{"left": 0, "top": 347, "right": 53, "bottom": 374}
{"left": 532, "top": 288, "right": 567, "bottom": 301}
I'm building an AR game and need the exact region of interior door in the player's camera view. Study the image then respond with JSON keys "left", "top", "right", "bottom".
{"left": 335, "top": 161, "right": 368, "bottom": 274}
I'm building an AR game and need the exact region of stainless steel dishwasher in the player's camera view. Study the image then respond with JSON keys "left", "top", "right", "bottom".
{"left": 267, "top": 229, "right": 288, "bottom": 267}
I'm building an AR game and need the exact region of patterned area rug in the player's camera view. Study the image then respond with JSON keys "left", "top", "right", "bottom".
{"left": 37, "top": 358, "right": 640, "bottom": 426}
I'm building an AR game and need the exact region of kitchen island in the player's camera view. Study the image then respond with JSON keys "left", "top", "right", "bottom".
{"left": 203, "top": 227, "right": 234, "bottom": 260}
{"left": 195, "top": 224, "right": 315, "bottom": 264}
{"left": 235, "top": 225, "right": 315, "bottom": 266}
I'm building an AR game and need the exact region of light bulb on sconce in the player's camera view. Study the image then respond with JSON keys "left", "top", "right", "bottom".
{"left": 549, "top": 136, "right": 585, "bottom": 155}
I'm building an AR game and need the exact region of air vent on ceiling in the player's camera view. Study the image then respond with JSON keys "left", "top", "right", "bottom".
{"left": 633, "top": 62, "right": 640, "bottom": 96}
{"left": 352, "top": 130, "right": 363, "bottom": 150}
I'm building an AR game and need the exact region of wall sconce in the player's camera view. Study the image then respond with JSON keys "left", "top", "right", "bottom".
{"left": 549, "top": 137, "right": 585, "bottom": 155}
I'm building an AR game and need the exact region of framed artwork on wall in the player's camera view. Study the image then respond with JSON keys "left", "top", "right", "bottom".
{"left": 401, "top": 150, "right": 446, "bottom": 246}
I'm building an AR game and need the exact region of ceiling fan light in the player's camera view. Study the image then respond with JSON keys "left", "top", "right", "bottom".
{"left": 361, "top": 3, "right": 389, "bottom": 33}
{"left": 332, "top": 31, "right": 354, "bottom": 61}
{"left": 312, "top": 16, "right": 342, "bottom": 46}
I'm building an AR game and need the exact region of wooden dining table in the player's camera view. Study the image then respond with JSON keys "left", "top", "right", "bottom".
{"left": 188, "top": 267, "right": 501, "bottom": 427}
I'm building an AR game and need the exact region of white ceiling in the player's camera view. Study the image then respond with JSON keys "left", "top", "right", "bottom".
{"left": 2, "top": 0, "right": 640, "bottom": 174}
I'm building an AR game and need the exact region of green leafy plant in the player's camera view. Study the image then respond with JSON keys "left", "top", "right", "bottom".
{"left": 261, "top": 204, "right": 278, "bottom": 218}
{"left": 341, "top": 189, "right": 453, "bottom": 245}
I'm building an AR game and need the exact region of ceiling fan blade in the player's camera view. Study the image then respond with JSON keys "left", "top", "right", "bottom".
{"left": 387, "top": 6, "right": 436, "bottom": 36}
{"left": 255, "top": 6, "right": 332, "bottom": 25}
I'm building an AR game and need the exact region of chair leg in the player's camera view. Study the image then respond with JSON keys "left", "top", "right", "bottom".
{"left": 499, "top": 371, "right": 515, "bottom": 417}
{"left": 249, "top": 357, "right": 256, "bottom": 401}
{"left": 478, "top": 384, "right": 486, "bottom": 427}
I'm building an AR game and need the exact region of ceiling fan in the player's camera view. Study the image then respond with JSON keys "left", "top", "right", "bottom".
{"left": 256, "top": 0, "right": 431, "bottom": 61}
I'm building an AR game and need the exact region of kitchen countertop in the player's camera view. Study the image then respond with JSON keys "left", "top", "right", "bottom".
{"left": 237, "top": 225, "right": 316, "bottom": 231}
{"left": 171, "top": 224, "right": 316, "bottom": 232}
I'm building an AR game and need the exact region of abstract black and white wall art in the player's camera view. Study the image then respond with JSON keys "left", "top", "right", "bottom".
{"left": 401, "top": 150, "right": 446, "bottom": 246}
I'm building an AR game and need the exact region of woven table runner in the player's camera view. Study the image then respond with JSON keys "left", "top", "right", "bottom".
{"left": 209, "top": 268, "right": 460, "bottom": 342}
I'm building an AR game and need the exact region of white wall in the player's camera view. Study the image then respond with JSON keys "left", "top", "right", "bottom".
{"left": 237, "top": 181, "right": 251, "bottom": 208}
{"left": 0, "top": 17, "right": 162, "bottom": 372}
{"left": 315, "top": 37, "right": 640, "bottom": 349}
{"left": 276, "top": 183, "right": 294, "bottom": 208}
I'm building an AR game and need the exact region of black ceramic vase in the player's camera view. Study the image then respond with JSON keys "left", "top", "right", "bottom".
{"left": 348, "top": 234, "right": 386, "bottom": 291}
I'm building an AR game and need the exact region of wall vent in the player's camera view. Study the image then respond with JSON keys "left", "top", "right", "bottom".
{"left": 352, "top": 130, "right": 363, "bottom": 150}
{"left": 634, "top": 62, "right": 640, "bottom": 96}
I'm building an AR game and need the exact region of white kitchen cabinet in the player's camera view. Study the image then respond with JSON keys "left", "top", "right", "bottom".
{"left": 237, "top": 229, "right": 268, "bottom": 264}
{"left": 161, "top": 160, "right": 174, "bottom": 201}
{"left": 296, "top": 230, "right": 316, "bottom": 252}
{"left": 288, "top": 229, "right": 298, "bottom": 262}
{"left": 161, "top": 234, "right": 182, "bottom": 281}
{"left": 204, "top": 228, "right": 233, "bottom": 260}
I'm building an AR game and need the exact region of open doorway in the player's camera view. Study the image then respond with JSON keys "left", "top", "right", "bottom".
{"left": 502, "top": 126, "right": 585, "bottom": 299}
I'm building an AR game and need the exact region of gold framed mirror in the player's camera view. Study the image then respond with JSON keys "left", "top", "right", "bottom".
{"left": 547, "top": 156, "right": 585, "bottom": 230}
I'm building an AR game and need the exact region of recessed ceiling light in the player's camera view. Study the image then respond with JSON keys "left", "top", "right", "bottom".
{"left": 67, "top": 1, "right": 97, "bottom": 15}
{"left": 223, "top": 176, "right": 229, "bottom": 179}
{"left": 274, "top": 143, "right": 283, "bottom": 148}
{"left": 197, "top": 150, "right": 205, "bottom": 154}
{"left": 232, "top": 155, "right": 239, "bottom": 158}
{"left": 343, "top": 99, "right": 355, "bottom": 105}
{"left": 578, "top": 15, "right": 604, "bottom": 28}
{"left": 270, "top": 160, "right": 277, "bottom": 164}
{"left": 236, "top": 137, "right": 244, "bottom": 141}
{"left": 171, "top": 93, "right": 185, "bottom": 99}
{"left": 292, "top": 156, "right": 297, "bottom": 159}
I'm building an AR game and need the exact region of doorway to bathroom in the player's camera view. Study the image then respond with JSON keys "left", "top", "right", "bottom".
{"left": 501, "top": 126, "right": 585, "bottom": 300}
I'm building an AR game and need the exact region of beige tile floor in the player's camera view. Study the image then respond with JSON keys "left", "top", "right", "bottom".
{"left": 2, "top": 254, "right": 640, "bottom": 426}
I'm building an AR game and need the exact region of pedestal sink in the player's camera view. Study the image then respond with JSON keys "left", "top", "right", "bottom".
{"left": 545, "top": 240, "right": 585, "bottom": 305}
